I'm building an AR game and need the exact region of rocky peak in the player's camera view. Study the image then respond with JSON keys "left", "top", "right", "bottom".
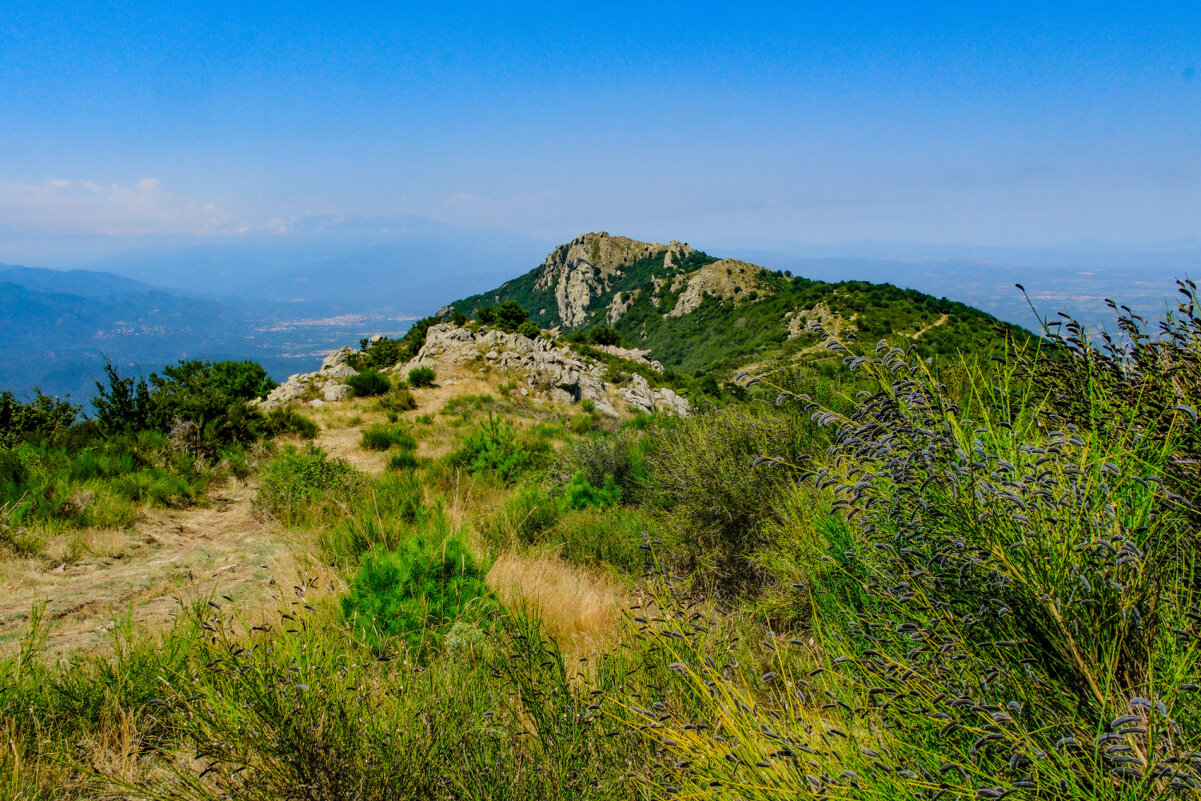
{"left": 534, "top": 232, "right": 695, "bottom": 327}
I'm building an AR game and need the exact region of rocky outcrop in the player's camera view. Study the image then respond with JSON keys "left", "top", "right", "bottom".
{"left": 534, "top": 233, "right": 695, "bottom": 327}
{"left": 666, "top": 259, "right": 764, "bottom": 318}
{"left": 259, "top": 349, "right": 363, "bottom": 409}
{"left": 399, "top": 323, "right": 688, "bottom": 417}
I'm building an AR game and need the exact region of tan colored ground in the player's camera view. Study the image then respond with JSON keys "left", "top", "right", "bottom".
{"left": 0, "top": 480, "right": 296, "bottom": 661}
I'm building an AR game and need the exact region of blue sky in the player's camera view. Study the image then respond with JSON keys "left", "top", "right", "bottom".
{"left": 1, "top": 1, "right": 1198, "bottom": 258}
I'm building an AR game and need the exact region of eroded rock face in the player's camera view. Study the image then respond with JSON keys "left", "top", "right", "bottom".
{"left": 534, "top": 232, "right": 695, "bottom": 327}
{"left": 666, "top": 259, "right": 765, "bottom": 318}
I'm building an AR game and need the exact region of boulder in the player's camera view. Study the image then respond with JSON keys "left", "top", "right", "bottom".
{"left": 322, "top": 346, "right": 355, "bottom": 371}
{"left": 322, "top": 363, "right": 358, "bottom": 380}
{"left": 323, "top": 382, "right": 352, "bottom": 402}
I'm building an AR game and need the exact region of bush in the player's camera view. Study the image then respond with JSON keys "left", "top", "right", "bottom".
{"left": 494, "top": 301, "right": 529, "bottom": 331}
{"left": 355, "top": 337, "right": 405, "bottom": 371}
{"left": 92, "top": 360, "right": 151, "bottom": 435}
{"left": 387, "top": 451, "right": 418, "bottom": 471}
{"left": 451, "top": 413, "right": 533, "bottom": 483}
{"left": 516, "top": 320, "right": 540, "bottom": 338}
{"left": 321, "top": 471, "right": 430, "bottom": 562}
{"left": 262, "top": 408, "right": 318, "bottom": 439}
{"left": 408, "top": 367, "right": 436, "bottom": 388}
{"left": 361, "top": 424, "right": 417, "bottom": 452}
{"left": 346, "top": 369, "right": 391, "bottom": 398}
{"left": 588, "top": 326, "right": 623, "bottom": 347}
{"left": 255, "top": 444, "right": 361, "bottom": 524}
{"left": 648, "top": 406, "right": 813, "bottom": 591}
{"left": 341, "top": 525, "right": 493, "bottom": 650}
{"left": 565, "top": 429, "right": 651, "bottom": 503}
{"left": 0, "top": 389, "right": 79, "bottom": 447}
{"left": 563, "top": 471, "right": 621, "bottom": 510}
{"left": 379, "top": 387, "right": 417, "bottom": 413}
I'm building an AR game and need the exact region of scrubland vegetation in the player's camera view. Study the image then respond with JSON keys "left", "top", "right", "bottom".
{"left": 1, "top": 282, "right": 1199, "bottom": 800}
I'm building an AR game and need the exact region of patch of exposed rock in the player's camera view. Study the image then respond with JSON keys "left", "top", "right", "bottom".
{"left": 398, "top": 323, "right": 688, "bottom": 417}
{"left": 259, "top": 345, "right": 362, "bottom": 409}
{"left": 535, "top": 232, "right": 695, "bottom": 327}
{"left": 786, "top": 303, "right": 840, "bottom": 339}
{"left": 666, "top": 259, "right": 765, "bottom": 318}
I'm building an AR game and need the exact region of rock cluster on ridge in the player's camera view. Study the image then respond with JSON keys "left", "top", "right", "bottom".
{"left": 258, "top": 322, "right": 689, "bottom": 417}
{"left": 395, "top": 323, "right": 688, "bottom": 417}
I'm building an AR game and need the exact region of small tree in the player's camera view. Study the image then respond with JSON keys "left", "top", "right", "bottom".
{"left": 588, "top": 325, "right": 623, "bottom": 346}
{"left": 93, "top": 359, "right": 152, "bottom": 435}
{"left": 494, "top": 301, "right": 530, "bottom": 332}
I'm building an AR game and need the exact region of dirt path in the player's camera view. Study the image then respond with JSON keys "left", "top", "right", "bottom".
{"left": 0, "top": 480, "right": 291, "bottom": 661}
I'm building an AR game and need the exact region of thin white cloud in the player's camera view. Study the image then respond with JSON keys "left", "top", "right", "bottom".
{"left": 0, "top": 177, "right": 265, "bottom": 237}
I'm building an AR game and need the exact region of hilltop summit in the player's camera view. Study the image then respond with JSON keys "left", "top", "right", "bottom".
{"left": 447, "top": 232, "right": 1023, "bottom": 375}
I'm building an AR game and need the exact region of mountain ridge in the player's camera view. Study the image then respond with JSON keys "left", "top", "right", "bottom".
{"left": 446, "top": 231, "right": 1025, "bottom": 375}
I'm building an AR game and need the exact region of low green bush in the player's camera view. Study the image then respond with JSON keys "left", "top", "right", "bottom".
{"left": 341, "top": 523, "right": 493, "bottom": 650}
{"left": 408, "top": 367, "right": 436, "bottom": 388}
{"left": 254, "top": 444, "right": 361, "bottom": 524}
{"left": 450, "top": 413, "right": 533, "bottom": 484}
{"left": 361, "top": 424, "right": 417, "bottom": 452}
{"left": 379, "top": 388, "right": 417, "bottom": 414}
{"left": 346, "top": 369, "right": 391, "bottom": 398}
{"left": 387, "top": 451, "right": 418, "bottom": 471}
{"left": 563, "top": 471, "right": 620, "bottom": 510}
{"left": 321, "top": 471, "right": 430, "bottom": 563}
{"left": 262, "top": 408, "right": 318, "bottom": 439}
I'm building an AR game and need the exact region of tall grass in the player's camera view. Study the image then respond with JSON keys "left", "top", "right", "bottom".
{"left": 629, "top": 326, "right": 1201, "bottom": 798}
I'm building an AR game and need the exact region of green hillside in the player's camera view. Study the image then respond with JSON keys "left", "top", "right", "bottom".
{"left": 447, "top": 232, "right": 1027, "bottom": 374}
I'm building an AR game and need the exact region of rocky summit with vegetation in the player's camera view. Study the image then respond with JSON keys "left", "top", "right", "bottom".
{"left": 0, "top": 234, "right": 1198, "bottom": 801}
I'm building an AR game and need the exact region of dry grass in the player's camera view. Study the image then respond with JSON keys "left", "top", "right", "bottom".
{"left": 486, "top": 549, "right": 625, "bottom": 663}
{"left": 0, "top": 480, "right": 291, "bottom": 661}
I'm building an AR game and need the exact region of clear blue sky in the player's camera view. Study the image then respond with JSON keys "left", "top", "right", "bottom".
{"left": 1, "top": 1, "right": 1198, "bottom": 256}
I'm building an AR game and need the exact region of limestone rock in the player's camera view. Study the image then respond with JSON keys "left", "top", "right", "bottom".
{"left": 533, "top": 232, "right": 696, "bottom": 327}
{"left": 321, "top": 346, "right": 355, "bottom": 371}
{"left": 667, "top": 259, "right": 765, "bottom": 318}
{"left": 323, "top": 383, "right": 352, "bottom": 402}
{"left": 322, "top": 363, "right": 358, "bottom": 380}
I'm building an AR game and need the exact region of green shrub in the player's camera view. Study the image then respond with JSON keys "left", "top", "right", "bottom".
{"left": 379, "top": 387, "right": 417, "bottom": 413}
{"left": 565, "top": 429, "right": 651, "bottom": 503}
{"left": 262, "top": 408, "right": 318, "bottom": 439}
{"left": 587, "top": 325, "right": 623, "bottom": 347}
{"left": 408, "top": 367, "right": 436, "bottom": 388}
{"left": 255, "top": 444, "right": 361, "bottom": 524}
{"left": 355, "top": 337, "right": 406, "bottom": 371}
{"left": 516, "top": 320, "right": 540, "bottom": 338}
{"left": 451, "top": 413, "right": 532, "bottom": 483}
{"left": 321, "top": 472, "right": 430, "bottom": 562}
{"left": 0, "top": 389, "right": 79, "bottom": 447}
{"left": 563, "top": 471, "right": 621, "bottom": 510}
{"left": 341, "top": 525, "right": 493, "bottom": 650}
{"left": 483, "top": 484, "right": 563, "bottom": 550}
{"left": 388, "top": 451, "right": 418, "bottom": 471}
{"left": 648, "top": 406, "right": 813, "bottom": 591}
{"left": 346, "top": 369, "right": 391, "bottom": 398}
{"left": 361, "top": 424, "right": 417, "bottom": 452}
{"left": 567, "top": 414, "right": 596, "bottom": 435}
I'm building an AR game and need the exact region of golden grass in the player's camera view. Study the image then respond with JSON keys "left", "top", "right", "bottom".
{"left": 486, "top": 549, "right": 625, "bottom": 664}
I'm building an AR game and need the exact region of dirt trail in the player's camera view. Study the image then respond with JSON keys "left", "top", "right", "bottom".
{"left": 0, "top": 480, "right": 290, "bottom": 661}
